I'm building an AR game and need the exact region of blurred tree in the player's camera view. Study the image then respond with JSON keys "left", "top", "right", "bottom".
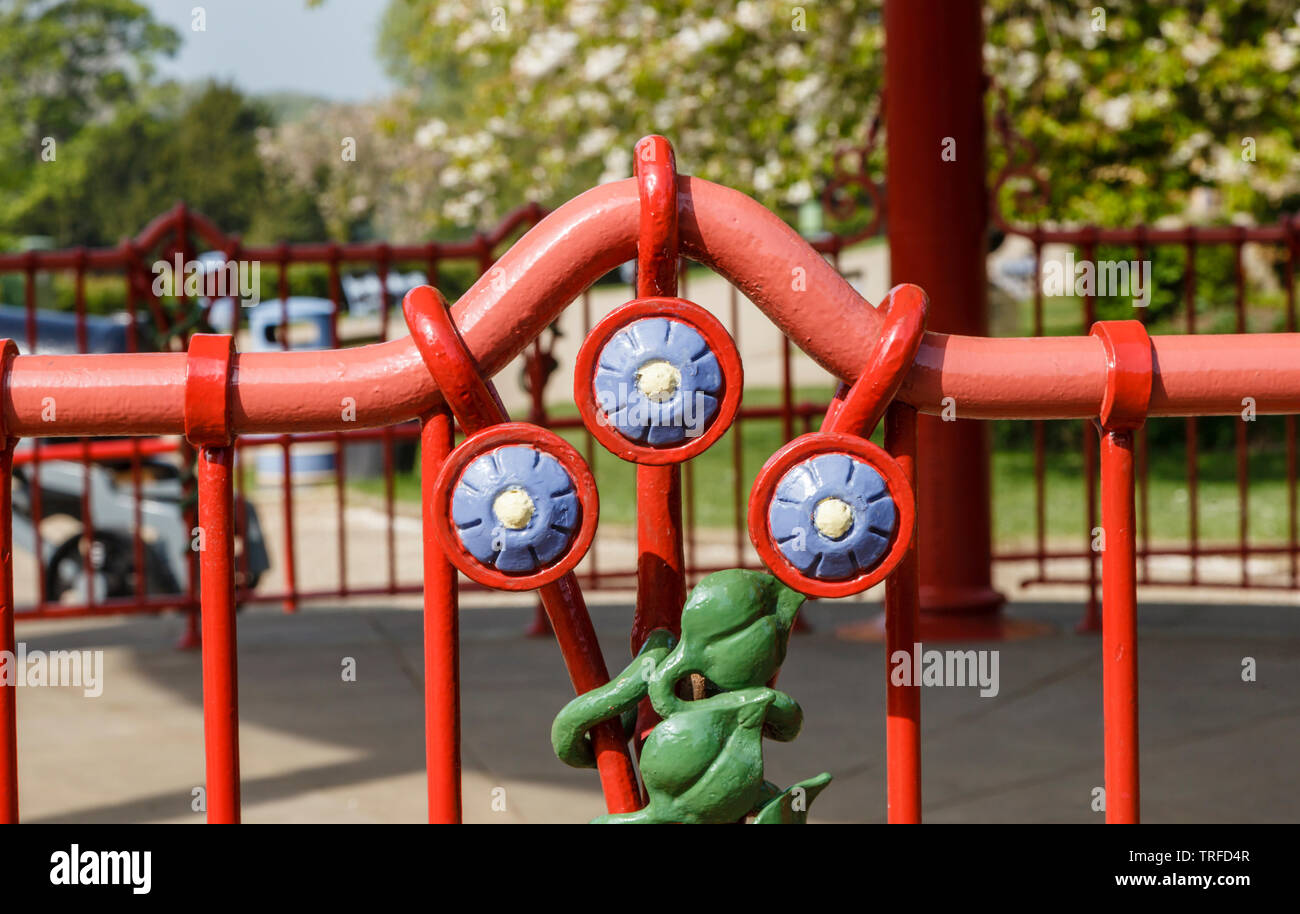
{"left": 0, "top": 0, "right": 179, "bottom": 224}
{"left": 987, "top": 0, "right": 1300, "bottom": 228}
{"left": 376, "top": 0, "right": 884, "bottom": 231}
{"left": 373, "top": 0, "right": 1300, "bottom": 233}
{"left": 10, "top": 83, "right": 303, "bottom": 246}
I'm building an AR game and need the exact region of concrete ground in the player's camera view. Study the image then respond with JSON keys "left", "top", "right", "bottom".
{"left": 10, "top": 594, "right": 1299, "bottom": 824}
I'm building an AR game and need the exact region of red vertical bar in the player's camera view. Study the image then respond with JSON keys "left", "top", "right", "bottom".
{"left": 1285, "top": 221, "right": 1298, "bottom": 587}
{"left": 277, "top": 256, "right": 298, "bottom": 612}
{"left": 780, "top": 335, "right": 794, "bottom": 443}
{"left": 541, "top": 574, "right": 641, "bottom": 814}
{"left": 730, "top": 285, "right": 745, "bottom": 566}
{"left": 1234, "top": 236, "right": 1249, "bottom": 586}
{"left": 378, "top": 251, "right": 397, "bottom": 594}
{"left": 24, "top": 266, "right": 45, "bottom": 608}
{"left": 1080, "top": 239, "right": 1100, "bottom": 632}
{"left": 886, "top": 0, "right": 1002, "bottom": 623}
{"left": 581, "top": 290, "right": 599, "bottom": 588}
{"left": 634, "top": 465, "right": 685, "bottom": 645}
{"left": 1032, "top": 236, "right": 1046, "bottom": 582}
{"left": 328, "top": 254, "right": 348, "bottom": 597}
{"left": 884, "top": 403, "right": 921, "bottom": 824}
{"left": 1134, "top": 237, "right": 1150, "bottom": 585}
{"left": 0, "top": 436, "right": 18, "bottom": 823}
{"left": 235, "top": 444, "right": 251, "bottom": 593}
{"left": 378, "top": 246, "right": 391, "bottom": 342}
{"left": 198, "top": 445, "right": 241, "bottom": 823}
{"left": 74, "top": 255, "right": 96, "bottom": 608}
{"left": 682, "top": 459, "right": 696, "bottom": 587}
{"left": 1288, "top": 413, "right": 1298, "bottom": 589}
{"left": 631, "top": 135, "right": 686, "bottom": 651}
{"left": 1185, "top": 235, "right": 1200, "bottom": 584}
{"left": 1100, "top": 428, "right": 1139, "bottom": 823}
{"left": 421, "top": 407, "right": 461, "bottom": 823}
{"left": 679, "top": 258, "right": 698, "bottom": 586}
{"left": 125, "top": 261, "right": 147, "bottom": 604}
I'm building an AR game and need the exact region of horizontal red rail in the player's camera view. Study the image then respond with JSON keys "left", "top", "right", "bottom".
{"left": 3, "top": 180, "right": 1298, "bottom": 439}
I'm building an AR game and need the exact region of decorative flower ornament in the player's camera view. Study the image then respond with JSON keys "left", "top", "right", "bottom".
{"left": 576, "top": 298, "right": 742, "bottom": 465}
{"left": 451, "top": 445, "right": 581, "bottom": 574}
{"left": 592, "top": 317, "right": 723, "bottom": 447}
{"left": 767, "top": 452, "right": 898, "bottom": 581}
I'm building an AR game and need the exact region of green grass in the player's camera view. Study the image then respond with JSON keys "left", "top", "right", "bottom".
{"left": 355, "top": 390, "right": 1297, "bottom": 549}
{"left": 993, "top": 427, "right": 1296, "bottom": 548}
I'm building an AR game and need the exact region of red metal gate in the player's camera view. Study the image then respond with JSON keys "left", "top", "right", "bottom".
{"left": 2, "top": 136, "right": 1297, "bottom": 823}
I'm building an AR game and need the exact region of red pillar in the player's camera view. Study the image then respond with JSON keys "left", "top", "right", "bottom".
{"left": 421, "top": 406, "right": 462, "bottom": 823}
{"left": 885, "top": 0, "right": 1005, "bottom": 632}
{"left": 1100, "top": 428, "right": 1140, "bottom": 822}
{"left": 198, "top": 445, "right": 241, "bottom": 823}
{"left": 883, "top": 403, "right": 921, "bottom": 822}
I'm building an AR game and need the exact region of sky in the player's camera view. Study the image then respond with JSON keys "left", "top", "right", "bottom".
{"left": 140, "top": 0, "right": 397, "bottom": 102}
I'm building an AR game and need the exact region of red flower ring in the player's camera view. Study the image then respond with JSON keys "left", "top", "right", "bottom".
{"left": 431, "top": 423, "right": 599, "bottom": 591}
{"left": 748, "top": 432, "right": 915, "bottom": 598}
{"left": 575, "top": 297, "right": 742, "bottom": 465}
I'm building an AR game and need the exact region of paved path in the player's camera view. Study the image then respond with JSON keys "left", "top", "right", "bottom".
{"left": 11, "top": 596, "right": 1298, "bottom": 823}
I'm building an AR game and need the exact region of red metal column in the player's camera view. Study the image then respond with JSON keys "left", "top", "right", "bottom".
{"left": 421, "top": 405, "right": 461, "bottom": 823}
{"left": 627, "top": 136, "right": 689, "bottom": 762}
{"left": 884, "top": 0, "right": 1005, "bottom": 632}
{"left": 1091, "top": 321, "right": 1151, "bottom": 824}
{"left": 276, "top": 255, "right": 299, "bottom": 614}
{"left": 186, "top": 334, "right": 241, "bottom": 823}
{"left": 0, "top": 341, "right": 18, "bottom": 823}
{"left": 883, "top": 401, "right": 921, "bottom": 823}
{"left": 632, "top": 135, "right": 687, "bottom": 651}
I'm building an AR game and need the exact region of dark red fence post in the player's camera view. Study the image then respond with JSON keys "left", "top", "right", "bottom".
{"left": 0, "top": 340, "right": 19, "bottom": 822}
{"left": 1091, "top": 320, "right": 1152, "bottom": 824}
{"left": 885, "top": 0, "right": 1005, "bottom": 630}
{"left": 631, "top": 135, "right": 687, "bottom": 651}
{"left": 883, "top": 401, "right": 921, "bottom": 823}
{"left": 186, "top": 333, "right": 242, "bottom": 823}
{"left": 421, "top": 404, "right": 461, "bottom": 823}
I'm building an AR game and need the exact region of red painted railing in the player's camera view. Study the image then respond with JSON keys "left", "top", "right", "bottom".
{"left": 6, "top": 198, "right": 1295, "bottom": 627}
{"left": 989, "top": 100, "right": 1300, "bottom": 617}
{"left": 2, "top": 136, "right": 1298, "bottom": 821}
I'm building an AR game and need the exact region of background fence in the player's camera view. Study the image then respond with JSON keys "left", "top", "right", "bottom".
{"left": 2, "top": 184, "right": 1297, "bottom": 623}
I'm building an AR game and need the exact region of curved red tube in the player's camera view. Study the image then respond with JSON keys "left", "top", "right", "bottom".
{"left": 4, "top": 176, "right": 1299, "bottom": 438}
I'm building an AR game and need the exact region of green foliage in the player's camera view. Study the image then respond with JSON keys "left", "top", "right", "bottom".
{"left": 988, "top": 0, "right": 1300, "bottom": 228}
{"left": 376, "top": 0, "right": 1300, "bottom": 233}
{"left": 7, "top": 80, "right": 336, "bottom": 249}
{"left": 377, "top": 1, "right": 884, "bottom": 230}
{"left": 0, "top": 0, "right": 179, "bottom": 228}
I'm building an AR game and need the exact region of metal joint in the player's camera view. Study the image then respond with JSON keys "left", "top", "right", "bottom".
{"left": 1090, "top": 320, "right": 1152, "bottom": 432}
{"left": 822, "top": 283, "right": 928, "bottom": 438}
{"left": 402, "top": 285, "right": 505, "bottom": 433}
{"left": 0, "top": 339, "right": 18, "bottom": 447}
{"left": 184, "top": 333, "right": 235, "bottom": 447}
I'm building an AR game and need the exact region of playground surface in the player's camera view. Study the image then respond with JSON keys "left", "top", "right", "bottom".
{"left": 11, "top": 594, "right": 1299, "bottom": 824}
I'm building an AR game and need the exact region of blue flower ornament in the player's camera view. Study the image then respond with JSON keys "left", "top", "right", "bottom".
{"left": 592, "top": 317, "right": 723, "bottom": 447}
{"left": 767, "top": 452, "right": 898, "bottom": 580}
{"left": 451, "top": 445, "right": 581, "bottom": 574}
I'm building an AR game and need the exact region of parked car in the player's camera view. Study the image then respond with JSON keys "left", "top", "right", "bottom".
{"left": 0, "top": 302, "right": 270, "bottom": 604}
